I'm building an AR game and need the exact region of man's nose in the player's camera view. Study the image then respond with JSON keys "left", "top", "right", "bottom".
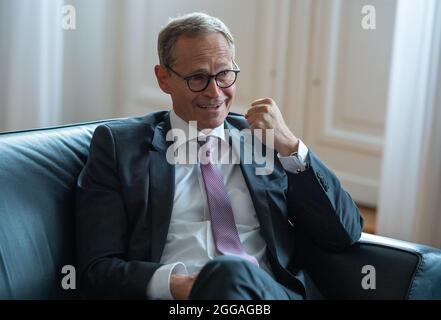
{"left": 203, "top": 78, "right": 221, "bottom": 98}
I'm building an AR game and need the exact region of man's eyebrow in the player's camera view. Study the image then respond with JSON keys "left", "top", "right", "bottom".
{"left": 186, "top": 65, "right": 233, "bottom": 76}
{"left": 187, "top": 68, "right": 209, "bottom": 75}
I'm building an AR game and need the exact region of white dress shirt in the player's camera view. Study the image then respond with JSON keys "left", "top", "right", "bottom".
{"left": 146, "top": 110, "right": 309, "bottom": 299}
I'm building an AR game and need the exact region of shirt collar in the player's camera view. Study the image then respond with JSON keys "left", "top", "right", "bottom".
{"left": 169, "top": 109, "right": 226, "bottom": 150}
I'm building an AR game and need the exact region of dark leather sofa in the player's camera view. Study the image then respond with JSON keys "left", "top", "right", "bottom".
{"left": 0, "top": 119, "right": 440, "bottom": 299}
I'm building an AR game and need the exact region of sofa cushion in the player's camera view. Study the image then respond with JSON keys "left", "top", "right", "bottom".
{"left": 0, "top": 121, "right": 112, "bottom": 299}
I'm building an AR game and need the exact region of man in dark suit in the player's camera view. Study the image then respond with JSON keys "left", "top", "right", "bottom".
{"left": 75, "top": 12, "right": 363, "bottom": 300}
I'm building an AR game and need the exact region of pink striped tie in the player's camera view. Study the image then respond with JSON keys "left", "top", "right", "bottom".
{"left": 199, "top": 136, "right": 259, "bottom": 266}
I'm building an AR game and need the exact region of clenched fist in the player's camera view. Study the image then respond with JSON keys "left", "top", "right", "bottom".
{"left": 245, "top": 98, "right": 299, "bottom": 156}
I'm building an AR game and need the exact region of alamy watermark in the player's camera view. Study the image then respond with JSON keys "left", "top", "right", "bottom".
{"left": 61, "top": 5, "right": 76, "bottom": 30}
{"left": 60, "top": 4, "right": 376, "bottom": 32}
{"left": 61, "top": 265, "right": 76, "bottom": 290}
{"left": 165, "top": 121, "right": 275, "bottom": 175}
{"left": 361, "top": 5, "right": 376, "bottom": 30}
{"left": 361, "top": 264, "right": 376, "bottom": 290}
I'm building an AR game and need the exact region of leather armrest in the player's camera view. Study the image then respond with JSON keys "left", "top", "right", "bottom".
{"left": 298, "top": 233, "right": 441, "bottom": 299}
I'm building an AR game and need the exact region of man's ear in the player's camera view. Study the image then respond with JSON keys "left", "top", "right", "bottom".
{"left": 154, "top": 65, "right": 172, "bottom": 94}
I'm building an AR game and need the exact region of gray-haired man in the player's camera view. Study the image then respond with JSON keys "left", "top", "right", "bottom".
{"left": 76, "top": 12, "right": 363, "bottom": 300}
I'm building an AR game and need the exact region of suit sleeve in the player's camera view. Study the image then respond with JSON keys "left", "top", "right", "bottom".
{"left": 286, "top": 151, "right": 364, "bottom": 252}
{"left": 75, "top": 124, "right": 162, "bottom": 299}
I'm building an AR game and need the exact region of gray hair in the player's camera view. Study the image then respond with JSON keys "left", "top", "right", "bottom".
{"left": 157, "top": 12, "right": 235, "bottom": 67}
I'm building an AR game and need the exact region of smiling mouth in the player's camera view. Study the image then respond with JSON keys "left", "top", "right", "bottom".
{"left": 196, "top": 103, "right": 222, "bottom": 110}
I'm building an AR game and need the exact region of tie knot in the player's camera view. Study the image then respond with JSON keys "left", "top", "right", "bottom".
{"left": 198, "top": 136, "right": 216, "bottom": 163}
{"left": 198, "top": 135, "right": 215, "bottom": 148}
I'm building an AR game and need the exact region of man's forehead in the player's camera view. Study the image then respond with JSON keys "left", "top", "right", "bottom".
{"left": 186, "top": 54, "right": 232, "bottom": 68}
{"left": 175, "top": 32, "right": 230, "bottom": 49}
{"left": 173, "top": 34, "right": 233, "bottom": 69}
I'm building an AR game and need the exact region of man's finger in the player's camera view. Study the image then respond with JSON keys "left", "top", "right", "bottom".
{"left": 251, "top": 97, "right": 273, "bottom": 106}
{"left": 249, "top": 120, "right": 266, "bottom": 131}
{"left": 245, "top": 112, "right": 260, "bottom": 124}
{"left": 245, "top": 105, "right": 269, "bottom": 118}
{"left": 246, "top": 111, "right": 271, "bottom": 124}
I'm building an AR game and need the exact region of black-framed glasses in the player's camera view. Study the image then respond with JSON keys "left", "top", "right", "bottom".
{"left": 165, "top": 61, "right": 240, "bottom": 92}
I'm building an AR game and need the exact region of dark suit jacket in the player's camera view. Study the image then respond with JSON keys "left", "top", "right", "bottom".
{"left": 75, "top": 111, "right": 363, "bottom": 299}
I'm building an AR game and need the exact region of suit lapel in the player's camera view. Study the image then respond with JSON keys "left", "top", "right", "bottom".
{"left": 225, "top": 121, "right": 277, "bottom": 258}
{"left": 240, "top": 162, "right": 278, "bottom": 258}
{"left": 147, "top": 116, "right": 282, "bottom": 264}
{"left": 149, "top": 114, "right": 175, "bottom": 261}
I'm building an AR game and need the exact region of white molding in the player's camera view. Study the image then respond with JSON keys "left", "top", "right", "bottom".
{"left": 322, "top": 0, "right": 342, "bottom": 140}
{"left": 283, "top": 0, "right": 312, "bottom": 138}
{"left": 305, "top": 0, "right": 335, "bottom": 144}
{"left": 320, "top": 126, "right": 382, "bottom": 155}
{"left": 272, "top": 0, "right": 292, "bottom": 106}
{"left": 317, "top": 0, "right": 382, "bottom": 155}
{"left": 335, "top": 170, "right": 379, "bottom": 207}
{"left": 339, "top": 111, "right": 385, "bottom": 131}
{"left": 248, "top": 0, "right": 293, "bottom": 106}
{"left": 303, "top": 0, "right": 397, "bottom": 205}
{"left": 255, "top": 0, "right": 278, "bottom": 100}
{"left": 308, "top": 0, "right": 384, "bottom": 155}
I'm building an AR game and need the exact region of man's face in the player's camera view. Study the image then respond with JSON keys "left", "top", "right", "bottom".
{"left": 156, "top": 33, "right": 236, "bottom": 129}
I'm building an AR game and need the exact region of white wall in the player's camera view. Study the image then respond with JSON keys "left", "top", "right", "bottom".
{"left": 0, "top": 1, "right": 9, "bottom": 131}
{"left": 377, "top": 0, "right": 441, "bottom": 247}
{"left": 0, "top": 0, "right": 64, "bottom": 131}
{"left": 62, "top": 0, "right": 123, "bottom": 123}
{"left": 291, "top": 0, "right": 397, "bottom": 206}
{"left": 0, "top": 0, "right": 398, "bottom": 208}
{"left": 68, "top": 0, "right": 395, "bottom": 206}
{"left": 2, "top": 0, "right": 440, "bottom": 245}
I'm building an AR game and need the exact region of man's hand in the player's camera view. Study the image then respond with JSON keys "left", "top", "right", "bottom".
{"left": 245, "top": 98, "right": 299, "bottom": 156}
{"left": 170, "top": 273, "right": 198, "bottom": 300}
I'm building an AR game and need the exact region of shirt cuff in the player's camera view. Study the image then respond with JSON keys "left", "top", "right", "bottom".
{"left": 277, "top": 139, "right": 309, "bottom": 173}
{"left": 146, "top": 262, "right": 188, "bottom": 300}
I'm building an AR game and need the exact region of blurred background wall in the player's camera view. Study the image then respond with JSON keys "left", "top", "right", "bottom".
{"left": 0, "top": 0, "right": 440, "bottom": 247}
